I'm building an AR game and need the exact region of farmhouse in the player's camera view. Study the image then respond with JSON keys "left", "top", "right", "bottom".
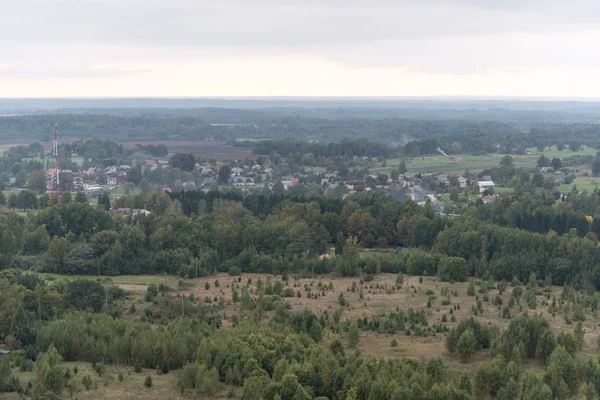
{"left": 107, "top": 177, "right": 118, "bottom": 186}
{"left": 477, "top": 180, "right": 495, "bottom": 192}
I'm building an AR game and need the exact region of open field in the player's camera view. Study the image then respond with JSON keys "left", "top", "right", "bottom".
{"left": 40, "top": 273, "right": 181, "bottom": 288}
{"left": 556, "top": 177, "right": 600, "bottom": 194}
{"left": 375, "top": 146, "right": 597, "bottom": 175}
{"left": 119, "top": 141, "right": 254, "bottom": 160}
{"left": 11, "top": 361, "right": 203, "bottom": 400}
{"left": 141, "top": 272, "right": 600, "bottom": 370}
{"left": 17, "top": 270, "right": 600, "bottom": 398}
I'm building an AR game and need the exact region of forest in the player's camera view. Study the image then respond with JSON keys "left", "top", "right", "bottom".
{"left": 4, "top": 110, "right": 600, "bottom": 155}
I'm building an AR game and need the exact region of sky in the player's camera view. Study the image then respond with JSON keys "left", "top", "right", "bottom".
{"left": 2, "top": 0, "right": 600, "bottom": 98}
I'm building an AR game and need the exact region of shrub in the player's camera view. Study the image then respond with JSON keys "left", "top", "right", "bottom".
{"left": 144, "top": 375, "right": 153, "bottom": 388}
{"left": 229, "top": 266, "right": 241, "bottom": 276}
{"left": 82, "top": 374, "right": 92, "bottom": 390}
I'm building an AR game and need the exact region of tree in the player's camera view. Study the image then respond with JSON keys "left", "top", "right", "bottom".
{"left": 144, "top": 375, "right": 153, "bottom": 388}
{"left": 398, "top": 160, "right": 407, "bottom": 174}
{"left": 98, "top": 192, "right": 111, "bottom": 211}
{"left": 0, "top": 190, "right": 5, "bottom": 206}
{"left": 27, "top": 170, "right": 47, "bottom": 194}
{"left": 348, "top": 321, "right": 360, "bottom": 348}
{"left": 17, "top": 190, "right": 38, "bottom": 211}
{"left": 451, "top": 142, "right": 461, "bottom": 153}
{"left": 309, "top": 321, "right": 323, "bottom": 342}
{"left": 467, "top": 281, "right": 476, "bottom": 296}
{"left": 169, "top": 153, "right": 196, "bottom": 171}
{"left": 551, "top": 157, "right": 562, "bottom": 171}
{"left": 537, "top": 154, "right": 550, "bottom": 168}
{"left": 449, "top": 187, "right": 460, "bottom": 202}
{"left": 140, "top": 178, "right": 152, "bottom": 194}
{"left": 45, "top": 236, "right": 70, "bottom": 273}
{"left": 499, "top": 156, "right": 514, "bottom": 168}
{"left": 574, "top": 322, "right": 585, "bottom": 351}
{"left": 218, "top": 165, "right": 231, "bottom": 184}
{"left": 438, "top": 256, "right": 468, "bottom": 282}
{"left": 456, "top": 328, "right": 477, "bottom": 361}
{"left": 592, "top": 158, "right": 600, "bottom": 176}
{"left": 60, "top": 190, "right": 72, "bottom": 204}
{"left": 74, "top": 191, "right": 88, "bottom": 204}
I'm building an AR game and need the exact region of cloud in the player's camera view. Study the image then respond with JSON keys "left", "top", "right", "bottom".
{"left": 1, "top": 0, "right": 600, "bottom": 96}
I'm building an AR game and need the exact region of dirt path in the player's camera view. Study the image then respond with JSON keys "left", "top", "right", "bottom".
{"left": 118, "top": 284, "right": 148, "bottom": 292}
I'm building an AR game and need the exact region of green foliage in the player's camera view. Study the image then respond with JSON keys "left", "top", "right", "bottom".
{"left": 144, "top": 375, "right": 153, "bottom": 388}
{"left": 467, "top": 281, "right": 476, "bottom": 296}
{"left": 438, "top": 256, "right": 468, "bottom": 282}
{"left": 82, "top": 374, "right": 92, "bottom": 390}
{"left": 446, "top": 317, "right": 491, "bottom": 355}
{"left": 348, "top": 321, "right": 360, "bottom": 348}
{"left": 457, "top": 329, "right": 478, "bottom": 362}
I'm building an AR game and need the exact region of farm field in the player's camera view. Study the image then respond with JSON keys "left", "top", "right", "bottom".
{"left": 375, "top": 146, "right": 597, "bottom": 175}
{"left": 556, "top": 177, "right": 600, "bottom": 194}
{"left": 119, "top": 141, "right": 254, "bottom": 160}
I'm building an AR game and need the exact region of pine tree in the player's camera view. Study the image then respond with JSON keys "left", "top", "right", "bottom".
{"left": 348, "top": 321, "right": 360, "bottom": 348}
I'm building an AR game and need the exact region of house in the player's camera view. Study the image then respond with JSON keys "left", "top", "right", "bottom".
{"left": 0, "top": 350, "right": 10, "bottom": 358}
{"left": 232, "top": 177, "right": 255, "bottom": 187}
{"left": 158, "top": 160, "right": 169, "bottom": 168}
{"left": 119, "top": 165, "right": 131, "bottom": 170}
{"left": 114, "top": 208, "right": 151, "bottom": 216}
{"left": 231, "top": 167, "right": 244, "bottom": 176}
{"left": 8, "top": 177, "right": 16, "bottom": 186}
{"left": 83, "top": 186, "right": 104, "bottom": 197}
{"left": 107, "top": 177, "right": 117, "bottom": 186}
{"left": 458, "top": 176, "right": 467, "bottom": 188}
{"left": 73, "top": 176, "right": 84, "bottom": 190}
{"left": 477, "top": 181, "right": 495, "bottom": 192}
{"left": 482, "top": 195, "right": 498, "bottom": 204}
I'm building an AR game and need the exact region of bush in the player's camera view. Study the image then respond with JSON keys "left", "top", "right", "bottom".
{"left": 229, "top": 266, "right": 241, "bottom": 276}
{"left": 145, "top": 283, "right": 158, "bottom": 301}
{"left": 391, "top": 338, "right": 398, "bottom": 347}
{"left": 144, "top": 375, "right": 153, "bottom": 388}
{"left": 135, "top": 360, "right": 142, "bottom": 373}
{"left": 82, "top": 374, "right": 92, "bottom": 390}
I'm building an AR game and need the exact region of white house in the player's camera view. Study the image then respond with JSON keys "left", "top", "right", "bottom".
{"left": 477, "top": 180, "right": 495, "bottom": 192}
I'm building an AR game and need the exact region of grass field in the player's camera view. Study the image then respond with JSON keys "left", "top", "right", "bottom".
{"left": 176, "top": 272, "right": 600, "bottom": 371}
{"left": 40, "top": 273, "right": 181, "bottom": 288}
{"left": 556, "top": 177, "right": 600, "bottom": 194}
{"left": 374, "top": 146, "right": 597, "bottom": 175}
{"left": 11, "top": 361, "right": 198, "bottom": 400}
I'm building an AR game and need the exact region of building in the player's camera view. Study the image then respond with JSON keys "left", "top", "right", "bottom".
{"left": 73, "top": 176, "right": 84, "bottom": 190}
{"left": 114, "top": 208, "right": 151, "bottom": 217}
{"left": 107, "top": 177, "right": 117, "bottom": 186}
{"left": 232, "top": 177, "right": 255, "bottom": 186}
{"left": 477, "top": 180, "right": 495, "bottom": 192}
{"left": 84, "top": 186, "right": 104, "bottom": 197}
{"left": 458, "top": 176, "right": 467, "bottom": 188}
{"left": 0, "top": 350, "right": 10, "bottom": 358}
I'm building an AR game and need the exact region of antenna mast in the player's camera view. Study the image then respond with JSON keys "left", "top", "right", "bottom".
{"left": 51, "top": 123, "right": 61, "bottom": 203}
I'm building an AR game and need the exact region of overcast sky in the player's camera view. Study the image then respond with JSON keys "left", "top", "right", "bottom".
{"left": 2, "top": 0, "right": 600, "bottom": 97}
